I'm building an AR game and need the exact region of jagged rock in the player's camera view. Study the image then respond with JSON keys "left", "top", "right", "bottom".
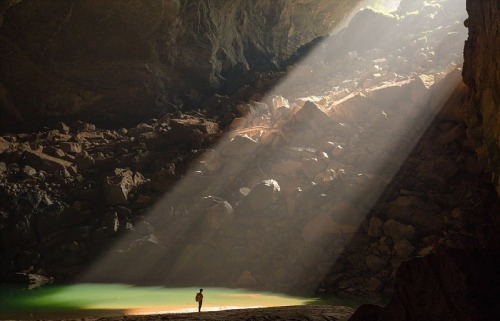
{"left": 73, "top": 151, "right": 95, "bottom": 172}
{"left": 436, "top": 123, "right": 466, "bottom": 145}
{"left": 21, "top": 165, "right": 36, "bottom": 178}
{"left": 348, "top": 304, "right": 384, "bottom": 321}
{"left": 73, "top": 121, "right": 96, "bottom": 132}
{"left": 294, "top": 101, "right": 330, "bottom": 126}
{"left": 22, "top": 149, "right": 75, "bottom": 175}
{"left": 330, "top": 92, "right": 374, "bottom": 123}
{"left": 367, "top": 217, "right": 384, "bottom": 238}
{"left": 127, "top": 123, "right": 155, "bottom": 137}
{"left": 235, "top": 270, "right": 258, "bottom": 288}
{"left": 203, "top": 196, "right": 234, "bottom": 230}
{"left": 383, "top": 219, "right": 415, "bottom": 241}
{"left": 103, "top": 168, "right": 145, "bottom": 206}
{"left": 0, "top": 162, "right": 6, "bottom": 176}
{"left": 59, "top": 142, "right": 83, "bottom": 154}
{"left": 0, "top": 137, "right": 10, "bottom": 152}
{"left": 301, "top": 158, "right": 327, "bottom": 179}
{"left": 394, "top": 239, "right": 415, "bottom": 259}
{"left": 269, "top": 160, "right": 303, "bottom": 177}
{"left": 222, "top": 135, "right": 259, "bottom": 159}
{"left": 417, "top": 157, "right": 459, "bottom": 181}
{"left": 430, "top": 69, "right": 467, "bottom": 122}
{"left": 196, "top": 149, "right": 223, "bottom": 173}
{"left": 246, "top": 179, "right": 281, "bottom": 211}
{"left": 365, "top": 80, "right": 413, "bottom": 109}
{"left": 384, "top": 196, "right": 445, "bottom": 235}
{"left": 366, "top": 255, "right": 387, "bottom": 273}
{"left": 463, "top": 0, "right": 500, "bottom": 196}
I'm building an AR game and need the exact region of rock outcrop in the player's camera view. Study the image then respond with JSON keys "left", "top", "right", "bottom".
{"left": 463, "top": 0, "right": 500, "bottom": 197}
{"left": 0, "top": 0, "right": 361, "bottom": 131}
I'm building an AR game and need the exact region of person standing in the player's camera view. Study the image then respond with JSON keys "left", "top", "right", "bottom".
{"left": 195, "top": 288, "right": 204, "bottom": 312}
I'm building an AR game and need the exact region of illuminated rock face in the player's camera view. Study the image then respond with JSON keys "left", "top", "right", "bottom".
{"left": 0, "top": 0, "right": 361, "bottom": 131}
{"left": 463, "top": 0, "right": 500, "bottom": 196}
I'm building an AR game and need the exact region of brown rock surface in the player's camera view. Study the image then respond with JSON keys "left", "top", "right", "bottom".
{"left": 0, "top": 0, "right": 362, "bottom": 131}
{"left": 463, "top": 0, "right": 500, "bottom": 196}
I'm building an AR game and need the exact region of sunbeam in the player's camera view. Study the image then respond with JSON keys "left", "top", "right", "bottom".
{"left": 75, "top": 0, "right": 469, "bottom": 309}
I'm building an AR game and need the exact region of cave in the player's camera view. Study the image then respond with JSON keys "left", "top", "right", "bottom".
{"left": 0, "top": 0, "right": 499, "bottom": 320}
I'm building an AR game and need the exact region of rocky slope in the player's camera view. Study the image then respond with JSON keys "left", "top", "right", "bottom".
{"left": 1, "top": 1, "right": 500, "bottom": 320}
{"left": 3, "top": 0, "right": 498, "bottom": 300}
{"left": 0, "top": 0, "right": 361, "bottom": 132}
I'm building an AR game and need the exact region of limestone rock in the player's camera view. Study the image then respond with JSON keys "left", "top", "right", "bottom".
{"left": 367, "top": 217, "right": 384, "bottom": 238}
{"left": 383, "top": 219, "right": 415, "bottom": 241}
{"left": 246, "top": 179, "right": 281, "bottom": 211}
{"left": 0, "top": 0, "right": 362, "bottom": 131}
{"left": 0, "top": 137, "right": 10, "bottom": 153}
{"left": 394, "top": 239, "right": 415, "bottom": 259}
{"left": 22, "top": 150, "right": 75, "bottom": 175}
{"left": 103, "top": 168, "right": 145, "bottom": 206}
{"left": 203, "top": 197, "right": 234, "bottom": 230}
{"left": 222, "top": 135, "right": 259, "bottom": 159}
{"left": 366, "top": 255, "right": 387, "bottom": 273}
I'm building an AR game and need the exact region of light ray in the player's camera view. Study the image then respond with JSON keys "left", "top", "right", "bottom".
{"left": 77, "top": 0, "right": 468, "bottom": 303}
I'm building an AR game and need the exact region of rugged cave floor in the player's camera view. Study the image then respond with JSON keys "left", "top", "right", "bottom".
{"left": 1, "top": 2, "right": 500, "bottom": 320}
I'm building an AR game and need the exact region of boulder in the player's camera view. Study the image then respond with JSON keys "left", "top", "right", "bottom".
{"left": 367, "top": 217, "right": 384, "bottom": 238}
{"left": 59, "top": 142, "right": 83, "bottom": 154}
{"left": 222, "top": 135, "right": 259, "bottom": 159}
{"left": 246, "top": 179, "right": 281, "bottom": 211}
{"left": 331, "top": 92, "right": 375, "bottom": 122}
{"left": 366, "top": 255, "right": 387, "bottom": 272}
{"left": 22, "top": 149, "right": 75, "bottom": 175}
{"left": 383, "top": 219, "right": 415, "bottom": 241}
{"left": 394, "top": 239, "right": 415, "bottom": 259}
{"left": 203, "top": 197, "right": 234, "bottom": 230}
{"left": 103, "top": 168, "right": 145, "bottom": 206}
{"left": 0, "top": 137, "right": 10, "bottom": 152}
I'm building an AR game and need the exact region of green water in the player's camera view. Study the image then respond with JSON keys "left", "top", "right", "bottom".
{"left": 0, "top": 284, "right": 386, "bottom": 319}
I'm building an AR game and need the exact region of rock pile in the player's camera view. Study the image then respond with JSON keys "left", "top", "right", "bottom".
{"left": 1, "top": 0, "right": 498, "bottom": 297}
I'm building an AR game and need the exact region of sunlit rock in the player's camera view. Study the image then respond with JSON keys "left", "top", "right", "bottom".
{"left": 235, "top": 270, "right": 258, "bottom": 288}
{"left": 222, "top": 135, "right": 259, "bottom": 158}
{"left": 246, "top": 179, "right": 281, "bottom": 211}
{"left": 302, "top": 212, "right": 356, "bottom": 244}
{"left": 330, "top": 92, "right": 375, "bottom": 123}
{"left": 269, "top": 160, "right": 303, "bottom": 177}
{"left": 203, "top": 196, "right": 234, "bottom": 230}
{"left": 301, "top": 158, "right": 328, "bottom": 180}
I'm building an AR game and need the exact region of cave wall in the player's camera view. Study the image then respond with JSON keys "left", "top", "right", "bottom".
{"left": 0, "top": 0, "right": 361, "bottom": 131}
{"left": 463, "top": 0, "right": 500, "bottom": 196}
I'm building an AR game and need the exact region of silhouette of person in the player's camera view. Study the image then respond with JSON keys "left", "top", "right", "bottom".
{"left": 196, "top": 288, "right": 204, "bottom": 312}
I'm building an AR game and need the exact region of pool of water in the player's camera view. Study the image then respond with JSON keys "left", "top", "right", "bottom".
{"left": 0, "top": 283, "right": 387, "bottom": 319}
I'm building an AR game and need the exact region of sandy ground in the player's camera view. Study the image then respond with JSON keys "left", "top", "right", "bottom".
{"left": 71, "top": 305, "right": 355, "bottom": 321}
